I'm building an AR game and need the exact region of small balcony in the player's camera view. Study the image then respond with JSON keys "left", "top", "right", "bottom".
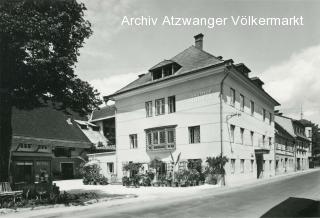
{"left": 146, "top": 143, "right": 176, "bottom": 152}
{"left": 255, "top": 140, "right": 271, "bottom": 154}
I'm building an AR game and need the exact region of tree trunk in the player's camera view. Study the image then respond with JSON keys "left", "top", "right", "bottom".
{"left": 0, "top": 92, "right": 12, "bottom": 182}
{"left": 0, "top": 34, "right": 13, "bottom": 183}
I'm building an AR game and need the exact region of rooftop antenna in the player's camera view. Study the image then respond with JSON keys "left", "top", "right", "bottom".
{"left": 300, "top": 104, "right": 304, "bottom": 120}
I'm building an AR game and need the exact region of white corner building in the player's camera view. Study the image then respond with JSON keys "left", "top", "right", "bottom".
{"left": 105, "top": 34, "right": 280, "bottom": 185}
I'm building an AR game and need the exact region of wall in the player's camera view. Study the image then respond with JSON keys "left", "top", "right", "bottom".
{"left": 114, "top": 68, "right": 277, "bottom": 185}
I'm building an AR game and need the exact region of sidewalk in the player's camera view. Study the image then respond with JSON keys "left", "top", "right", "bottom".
{"left": 2, "top": 168, "right": 319, "bottom": 217}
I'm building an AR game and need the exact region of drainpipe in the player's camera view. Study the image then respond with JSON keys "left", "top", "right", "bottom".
{"left": 220, "top": 68, "right": 231, "bottom": 158}
{"left": 219, "top": 67, "right": 231, "bottom": 186}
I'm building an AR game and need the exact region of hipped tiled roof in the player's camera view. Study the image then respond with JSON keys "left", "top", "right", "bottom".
{"left": 111, "top": 46, "right": 223, "bottom": 96}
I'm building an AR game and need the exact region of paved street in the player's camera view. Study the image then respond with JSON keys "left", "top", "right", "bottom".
{"left": 6, "top": 170, "right": 320, "bottom": 218}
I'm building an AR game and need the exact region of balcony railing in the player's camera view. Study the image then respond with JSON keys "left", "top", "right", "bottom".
{"left": 146, "top": 143, "right": 176, "bottom": 151}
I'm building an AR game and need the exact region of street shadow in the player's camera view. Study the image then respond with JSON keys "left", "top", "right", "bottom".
{"left": 261, "top": 197, "right": 320, "bottom": 217}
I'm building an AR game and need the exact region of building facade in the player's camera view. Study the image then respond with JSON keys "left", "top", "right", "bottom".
{"left": 274, "top": 115, "right": 295, "bottom": 174}
{"left": 105, "top": 34, "right": 280, "bottom": 185}
{"left": 11, "top": 106, "right": 92, "bottom": 186}
{"left": 85, "top": 106, "right": 117, "bottom": 182}
{"left": 274, "top": 114, "right": 312, "bottom": 174}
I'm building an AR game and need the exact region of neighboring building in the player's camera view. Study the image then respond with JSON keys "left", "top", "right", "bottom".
{"left": 274, "top": 115, "right": 295, "bottom": 174}
{"left": 11, "top": 106, "right": 92, "bottom": 186}
{"left": 85, "top": 106, "right": 117, "bottom": 182}
{"left": 105, "top": 34, "right": 280, "bottom": 185}
{"left": 274, "top": 114, "right": 312, "bottom": 173}
{"left": 299, "top": 119, "right": 320, "bottom": 166}
{"left": 292, "top": 120, "right": 311, "bottom": 170}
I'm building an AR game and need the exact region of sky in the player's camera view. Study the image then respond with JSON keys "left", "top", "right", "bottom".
{"left": 76, "top": 0, "right": 320, "bottom": 124}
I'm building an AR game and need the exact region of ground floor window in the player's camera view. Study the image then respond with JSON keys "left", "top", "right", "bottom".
{"left": 269, "top": 160, "right": 272, "bottom": 171}
{"left": 240, "top": 159, "right": 244, "bottom": 173}
{"left": 107, "top": 162, "right": 114, "bottom": 173}
{"left": 14, "top": 161, "right": 33, "bottom": 183}
{"left": 250, "top": 160, "right": 254, "bottom": 172}
{"left": 231, "top": 159, "right": 235, "bottom": 174}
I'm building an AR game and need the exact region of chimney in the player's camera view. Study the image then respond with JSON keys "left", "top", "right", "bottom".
{"left": 194, "top": 33, "right": 204, "bottom": 50}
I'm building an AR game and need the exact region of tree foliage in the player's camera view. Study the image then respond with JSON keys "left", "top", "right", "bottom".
{"left": 0, "top": 0, "right": 102, "bottom": 182}
{"left": 0, "top": 0, "right": 101, "bottom": 112}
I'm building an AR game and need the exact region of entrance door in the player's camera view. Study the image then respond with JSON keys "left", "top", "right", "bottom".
{"left": 61, "top": 163, "right": 74, "bottom": 179}
{"left": 297, "top": 158, "right": 301, "bottom": 170}
{"left": 256, "top": 154, "right": 263, "bottom": 179}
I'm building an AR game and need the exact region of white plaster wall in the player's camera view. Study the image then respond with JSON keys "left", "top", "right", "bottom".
{"left": 114, "top": 69, "right": 278, "bottom": 185}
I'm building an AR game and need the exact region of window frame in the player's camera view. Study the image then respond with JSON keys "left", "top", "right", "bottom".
{"left": 168, "top": 96, "right": 176, "bottom": 113}
{"left": 189, "top": 125, "right": 201, "bottom": 144}
{"left": 145, "top": 101, "right": 153, "bottom": 117}
{"left": 129, "top": 134, "right": 138, "bottom": 149}
{"left": 230, "top": 125, "right": 235, "bottom": 143}
{"left": 146, "top": 127, "right": 176, "bottom": 150}
{"left": 240, "top": 94, "right": 245, "bottom": 111}
{"left": 230, "top": 88, "right": 235, "bottom": 107}
{"left": 240, "top": 159, "right": 244, "bottom": 173}
{"left": 155, "top": 98, "right": 165, "bottom": 115}
{"left": 250, "top": 131, "right": 254, "bottom": 146}
{"left": 250, "top": 100, "right": 255, "bottom": 116}
{"left": 240, "top": 128, "right": 244, "bottom": 144}
{"left": 231, "top": 159, "right": 236, "bottom": 174}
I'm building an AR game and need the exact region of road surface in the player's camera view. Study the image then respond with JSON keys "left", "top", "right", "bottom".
{"left": 6, "top": 170, "right": 320, "bottom": 218}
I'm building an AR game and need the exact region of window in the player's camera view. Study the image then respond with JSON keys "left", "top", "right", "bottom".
{"left": 155, "top": 98, "right": 165, "bottom": 115}
{"left": 250, "top": 131, "right": 254, "bottom": 146}
{"left": 240, "top": 128, "right": 244, "bottom": 144}
{"left": 230, "top": 88, "right": 235, "bottom": 106}
{"left": 263, "top": 109, "right": 266, "bottom": 121}
{"left": 107, "top": 162, "right": 114, "bottom": 173}
{"left": 250, "top": 100, "right": 255, "bottom": 116}
{"left": 129, "top": 134, "right": 138, "bottom": 149}
{"left": 167, "top": 129, "right": 175, "bottom": 143}
{"left": 269, "top": 137, "right": 272, "bottom": 147}
{"left": 159, "top": 130, "right": 166, "bottom": 144}
{"left": 262, "top": 135, "right": 266, "bottom": 146}
{"left": 231, "top": 159, "right": 235, "bottom": 174}
{"left": 146, "top": 127, "right": 176, "bottom": 150}
{"left": 240, "top": 94, "right": 244, "bottom": 111}
{"left": 269, "top": 160, "right": 272, "bottom": 171}
{"left": 263, "top": 160, "right": 266, "bottom": 171}
{"left": 168, "top": 96, "right": 176, "bottom": 113}
{"left": 147, "top": 132, "right": 152, "bottom": 145}
{"left": 269, "top": 112, "right": 272, "bottom": 125}
{"left": 251, "top": 160, "right": 254, "bottom": 172}
{"left": 189, "top": 126, "right": 200, "bottom": 144}
{"left": 230, "top": 125, "right": 235, "bottom": 143}
{"left": 240, "top": 159, "right": 244, "bottom": 173}
{"left": 145, "top": 101, "right": 153, "bottom": 117}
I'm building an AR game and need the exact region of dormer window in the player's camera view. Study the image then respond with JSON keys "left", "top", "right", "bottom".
{"left": 149, "top": 60, "right": 181, "bottom": 81}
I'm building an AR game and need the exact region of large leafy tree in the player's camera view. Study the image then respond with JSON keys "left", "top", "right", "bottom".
{"left": 0, "top": 0, "right": 102, "bottom": 182}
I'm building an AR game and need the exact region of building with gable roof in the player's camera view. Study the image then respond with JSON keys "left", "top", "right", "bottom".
{"left": 11, "top": 105, "right": 92, "bottom": 185}
{"left": 105, "top": 34, "right": 280, "bottom": 185}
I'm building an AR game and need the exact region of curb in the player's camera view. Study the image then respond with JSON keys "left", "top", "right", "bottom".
{"left": 0, "top": 194, "right": 137, "bottom": 216}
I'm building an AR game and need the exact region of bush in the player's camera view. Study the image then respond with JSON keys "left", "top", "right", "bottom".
{"left": 80, "top": 163, "right": 108, "bottom": 185}
{"left": 204, "top": 156, "right": 228, "bottom": 185}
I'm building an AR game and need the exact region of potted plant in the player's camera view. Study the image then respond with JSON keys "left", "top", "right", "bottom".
{"left": 204, "top": 156, "right": 228, "bottom": 185}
